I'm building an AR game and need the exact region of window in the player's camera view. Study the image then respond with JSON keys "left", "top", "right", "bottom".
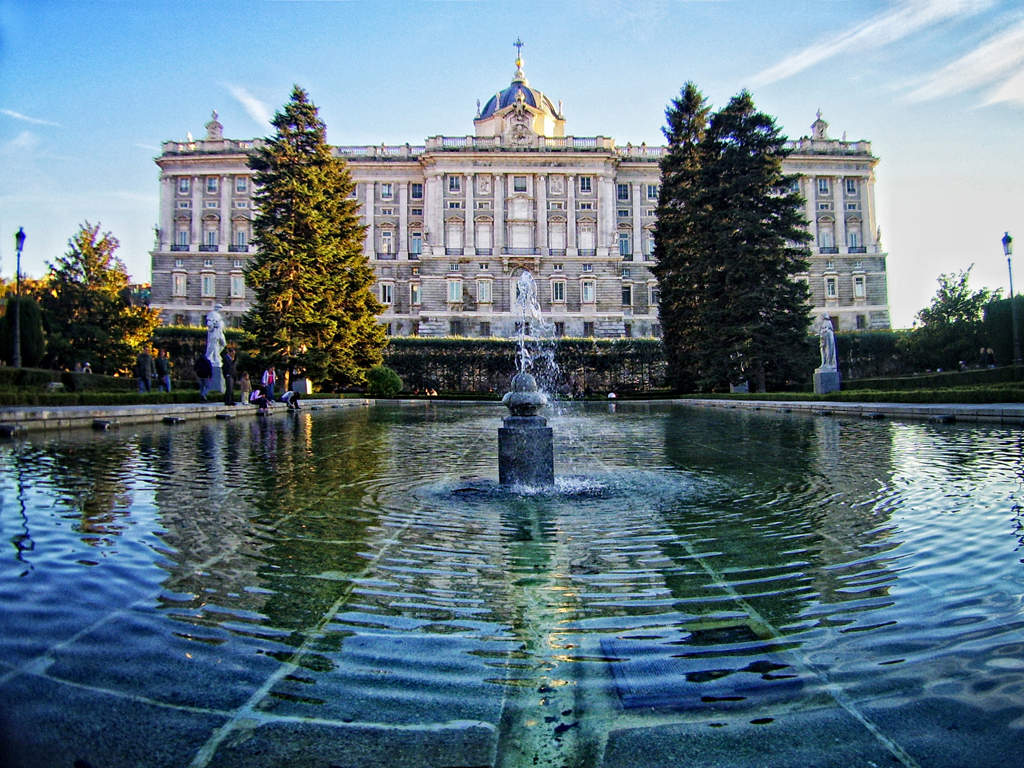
{"left": 582, "top": 280, "right": 595, "bottom": 303}
{"left": 230, "top": 275, "right": 246, "bottom": 298}
{"left": 477, "top": 201, "right": 492, "bottom": 210}
{"left": 480, "top": 321, "right": 491, "bottom": 337}
{"left": 173, "top": 274, "right": 187, "bottom": 296}
{"left": 552, "top": 280, "right": 566, "bottom": 302}
{"left": 619, "top": 232, "right": 632, "bottom": 257}
{"left": 854, "top": 275, "right": 866, "bottom": 299}
{"left": 624, "top": 323, "right": 632, "bottom": 338}
{"left": 846, "top": 178, "right": 857, "bottom": 196}
{"left": 410, "top": 283, "right": 421, "bottom": 305}
{"left": 448, "top": 175, "right": 461, "bottom": 193}
{"left": 380, "top": 230, "right": 394, "bottom": 254}
{"left": 410, "top": 208, "right": 423, "bottom": 216}
{"left": 177, "top": 201, "right": 190, "bottom": 209}
{"left": 477, "top": 262, "right": 488, "bottom": 271}
{"left": 579, "top": 202, "right": 593, "bottom": 210}
{"left": 450, "top": 319, "right": 463, "bottom": 336}
{"left": 201, "top": 274, "right": 215, "bottom": 297}
{"left": 234, "top": 200, "right": 248, "bottom": 208}
{"left": 174, "top": 258, "right": 184, "bottom": 267}
{"left": 380, "top": 284, "right": 393, "bottom": 304}
{"left": 447, "top": 279, "right": 462, "bottom": 303}
{"left": 552, "top": 263, "right": 563, "bottom": 271}
{"left": 235, "top": 230, "right": 247, "bottom": 247}
{"left": 204, "top": 230, "right": 217, "bottom": 247}
{"left": 203, "top": 258, "right": 213, "bottom": 268}
{"left": 621, "top": 285, "right": 632, "bottom": 306}
{"left": 818, "top": 178, "right": 830, "bottom": 195}
{"left": 178, "top": 178, "right": 190, "bottom": 194}
{"left": 582, "top": 263, "right": 593, "bottom": 272}
{"left": 235, "top": 177, "right": 247, "bottom": 193}
{"left": 206, "top": 177, "right": 218, "bottom": 194}
{"left": 554, "top": 322, "right": 565, "bottom": 337}
{"left": 826, "top": 276, "right": 837, "bottom": 298}
{"left": 380, "top": 208, "right": 394, "bottom": 216}
{"left": 447, "top": 201, "right": 462, "bottom": 209}
{"left": 617, "top": 183, "right": 629, "bottom": 201}
{"left": 176, "top": 230, "right": 189, "bottom": 246}
{"left": 583, "top": 321, "right": 595, "bottom": 336}
{"left": 411, "top": 232, "right": 423, "bottom": 256}
{"left": 205, "top": 201, "right": 219, "bottom": 209}
{"left": 826, "top": 260, "right": 836, "bottom": 270}
{"left": 513, "top": 176, "right": 527, "bottom": 192}
{"left": 856, "top": 314, "right": 867, "bottom": 330}
{"left": 853, "top": 260, "right": 864, "bottom": 270}
{"left": 647, "top": 184, "right": 659, "bottom": 199}
{"left": 649, "top": 285, "right": 660, "bottom": 305}
{"left": 411, "top": 183, "right": 424, "bottom": 199}
{"left": 846, "top": 203, "right": 860, "bottom": 210}
{"left": 848, "top": 228, "right": 861, "bottom": 248}
{"left": 449, "top": 262, "right": 460, "bottom": 272}
{"left": 477, "top": 280, "right": 492, "bottom": 304}
{"left": 381, "top": 183, "right": 393, "bottom": 200}
{"left": 818, "top": 203, "right": 833, "bottom": 211}
{"left": 618, "top": 209, "right": 630, "bottom": 218}
{"left": 621, "top": 267, "right": 630, "bottom": 278}
{"left": 233, "top": 260, "right": 243, "bottom": 268}
{"left": 549, "top": 201, "right": 564, "bottom": 210}
{"left": 579, "top": 176, "right": 592, "bottom": 193}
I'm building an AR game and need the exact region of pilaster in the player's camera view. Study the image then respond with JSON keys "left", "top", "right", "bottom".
{"left": 536, "top": 173, "right": 547, "bottom": 255}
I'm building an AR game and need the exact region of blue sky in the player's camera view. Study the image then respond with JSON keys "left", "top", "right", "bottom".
{"left": 1, "top": 0, "right": 1023, "bottom": 328}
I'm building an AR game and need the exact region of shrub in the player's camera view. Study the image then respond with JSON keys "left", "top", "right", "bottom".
{"left": 365, "top": 365, "right": 403, "bottom": 398}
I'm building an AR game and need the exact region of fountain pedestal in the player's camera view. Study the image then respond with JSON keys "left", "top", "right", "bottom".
{"left": 499, "top": 372, "right": 554, "bottom": 487}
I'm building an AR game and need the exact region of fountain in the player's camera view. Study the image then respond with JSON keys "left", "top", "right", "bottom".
{"left": 499, "top": 271, "right": 554, "bottom": 487}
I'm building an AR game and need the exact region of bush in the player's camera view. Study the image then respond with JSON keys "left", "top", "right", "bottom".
{"left": 365, "top": 365, "right": 403, "bottom": 398}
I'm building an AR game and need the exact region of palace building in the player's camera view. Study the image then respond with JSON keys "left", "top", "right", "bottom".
{"left": 149, "top": 56, "right": 891, "bottom": 337}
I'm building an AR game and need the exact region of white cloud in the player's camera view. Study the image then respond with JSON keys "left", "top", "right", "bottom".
{"left": 906, "top": 18, "right": 1024, "bottom": 102}
{"left": 0, "top": 130, "right": 40, "bottom": 157}
{"left": 750, "top": 0, "right": 995, "bottom": 88}
{"left": 1, "top": 109, "right": 59, "bottom": 127}
{"left": 984, "top": 66, "right": 1024, "bottom": 105}
{"left": 224, "top": 84, "right": 273, "bottom": 125}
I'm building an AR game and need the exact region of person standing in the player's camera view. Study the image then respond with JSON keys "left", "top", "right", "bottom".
{"left": 194, "top": 353, "right": 213, "bottom": 403}
{"left": 222, "top": 347, "right": 237, "bottom": 405}
{"left": 239, "top": 371, "right": 252, "bottom": 403}
{"left": 154, "top": 349, "right": 172, "bottom": 392}
{"left": 261, "top": 366, "right": 277, "bottom": 402}
{"left": 136, "top": 347, "right": 155, "bottom": 394}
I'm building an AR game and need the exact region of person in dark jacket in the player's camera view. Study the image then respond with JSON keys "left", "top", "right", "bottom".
{"left": 221, "top": 347, "right": 237, "bottom": 405}
{"left": 154, "top": 349, "right": 172, "bottom": 392}
{"left": 194, "top": 354, "right": 213, "bottom": 403}
{"left": 136, "top": 347, "right": 155, "bottom": 393}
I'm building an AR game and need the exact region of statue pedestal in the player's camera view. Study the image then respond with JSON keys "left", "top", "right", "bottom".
{"left": 499, "top": 416, "right": 554, "bottom": 487}
{"left": 814, "top": 369, "right": 841, "bottom": 395}
{"left": 211, "top": 365, "right": 224, "bottom": 394}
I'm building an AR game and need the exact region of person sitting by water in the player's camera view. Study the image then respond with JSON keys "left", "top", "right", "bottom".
{"left": 279, "top": 390, "right": 301, "bottom": 410}
{"left": 249, "top": 384, "right": 271, "bottom": 413}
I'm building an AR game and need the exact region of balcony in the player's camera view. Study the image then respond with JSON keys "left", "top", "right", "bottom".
{"left": 199, "top": 244, "right": 218, "bottom": 252}
{"left": 445, "top": 248, "right": 464, "bottom": 256}
{"left": 848, "top": 245, "right": 867, "bottom": 254}
{"left": 621, "top": 253, "right": 634, "bottom": 262}
{"left": 476, "top": 248, "right": 493, "bottom": 256}
{"left": 549, "top": 249, "right": 566, "bottom": 256}
{"left": 376, "top": 252, "right": 397, "bottom": 260}
{"left": 578, "top": 249, "right": 597, "bottom": 257}
{"left": 170, "top": 244, "right": 189, "bottom": 252}
{"left": 819, "top": 246, "right": 839, "bottom": 254}
{"left": 502, "top": 248, "right": 540, "bottom": 256}
{"left": 228, "top": 244, "right": 249, "bottom": 253}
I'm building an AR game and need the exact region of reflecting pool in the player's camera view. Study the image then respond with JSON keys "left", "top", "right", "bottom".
{"left": 1, "top": 403, "right": 1023, "bottom": 768}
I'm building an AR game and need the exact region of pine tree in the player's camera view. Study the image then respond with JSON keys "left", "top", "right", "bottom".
{"left": 39, "top": 223, "right": 161, "bottom": 374}
{"left": 244, "top": 85, "right": 386, "bottom": 388}
{"left": 654, "top": 88, "right": 811, "bottom": 392}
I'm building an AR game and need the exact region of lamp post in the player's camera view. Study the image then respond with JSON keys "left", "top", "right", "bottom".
{"left": 13, "top": 228, "right": 25, "bottom": 369}
{"left": 1003, "top": 232, "right": 1021, "bottom": 367}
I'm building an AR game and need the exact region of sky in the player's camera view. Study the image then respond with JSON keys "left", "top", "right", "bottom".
{"left": 1, "top": 0, "right": 1023, "bottom": 329}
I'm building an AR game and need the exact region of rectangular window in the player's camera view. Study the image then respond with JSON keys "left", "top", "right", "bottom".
{"left": 848, "top": 228, "right": 861, "bottom": 248}
{"left": 579, "top": 202, "right": 593, "bottom": 210}
{"left": 411, "top": 182, "right": 424, "bottom": 199}
{"left": 854, "top": 275, "right": 866, "bottom": 298}
{"left": 856, "top": 314, "right": 867, "bottom": 330}
{"left": 380, "top": 231, "right": 394, "bottom": 254}
{"left": 173, "top": 274, "right": 187, "bottom": 296}
{"left": 619, "top": 233, "right": 631, "bottom": 257}
{"left": 174, "top": 258, "right": 184, "bottom": 267}
{"left": 617, "top": 183, "right": 629, "bottom": 201}
{"left": 411, "top": 232, "right": 423, "bottom": 256}
{"left": 621, "top": 267, "right": 630, "bottom": 278}
{"left": 234, "top": 200, "right": 248, "bottom": 208}
{"left": 380, "top": 208, "right": 394, "bottom": 216}
{"left": 410, "top": 208, "right": 423, "bottom": 216}
{"left": 176, "top": 230, "right": 189, "bottom": 246}
{"left": 552, "top": 280, "right": 565, "bottom": 302}
{"left": 583, "top": 321, "right": 595, "bottom": 337}
{"left": 235, "top": 230, "right": 247, "bottom": 247}
{"left": 581, "top": 280, "right": 595, "bottom": 303}
{"left": 477, "top": 201, "right": 492, "bottom": 210}
{"left": 826, "top": 276, "right": 837, "bottom": 298}
{"left": 448, "top": 175, "right": 461, "bottom": 193}
{"left": 649, "top": 285, "right": 660, "bottom": 305}
{"left": 410, "top": 283, "right": 421, "bottom": 305}
{"left": 513, "top": 176, "right": 527, "bottom": 192}
{"left": 235, "top": 177, "right": 248, "bottom": 193}
{"left": 621, "top": 285, "right": 632, "bottom": 306}
{"left": 380, "top": 284, "right": 393, "bottom": 304}
{"left": 554, "top": 322, "right": 565, "bottom": 337}
{"left": 647, "top": 184, "right": 659, "bottom": 199}
{"left": 450, "top": 319, "right": 463, "bottom": 336}
{"left": 582, "top": 263, "right": 593, "bottom": 272}
{"left": 205, "top": 231, "right": 217, "bottom": 246}
{"left": 624, "top": 323, "right": 632, "bottom": 338}
{"left": 447, "top": 279, "right": 462, "bottom": 303}
{"left": 552, "top": 263, "right": 563, "bottom": 271}
{"left": 846, "top": 178, "right": 857, "bottom": 196}
{"left": 549, "top": 201, "right": 564, "bottom": 210}
{"left": 178, "top": 177, "right": 190, "bottom": 194}
{"left": 201, "top": 274, "right": 215, "bottom": 297}
{"left": 479, "top": 263, "right": 488, "bottom": 270}
{"left": 618, "top": 209, "right": 630, "bottom": 218}
{"left": 206, "top": 177, "right": 218, "bottom": 194}
{"left": 203, "top": 258, "right": 213, "bottom": 267}
{"left": 818, "top": 178, "right": 830, "bottom": 195}
{"left": 205, "top": 201, "right": 219, "bottom": 209}
{"left": 380, "top": 183, "right": 393, "bottom": 200}
{"left": 579, "top": 176, "right": 592, "bottom": 193}
{"left": 230, "top": 275, "right": 246, "bottom": 298}
{"left": 477, "top": 280, "right": 492, "bottom": 304}
{"left": 177, "top": 201, "right": 190, "bottom": 209}
{"left": 846, "top": 203, "right": 860, "bottom": 210}
{"left": 480, "top": 321, "right": 491, "bottom": 337}
{"left": 447, "top": 201, "right": 462, "bottom": 209}
{"left": 449, "top": 262, "right": 459, "bottom": 272}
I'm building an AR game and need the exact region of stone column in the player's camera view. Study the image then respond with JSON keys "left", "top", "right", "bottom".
{"left": 834, "top": 178, "right": 847, "bottom": 251}
{"left": 425, "top": 171, "right": 443, "bottom": 254}
{"left": 365, "top": 182, "right": 375, "bottom": 260}
{"left": 632, "top": 182, "right": 643, "bottom": 257}
{"left": 536, "top": 174, "right": 547, "bottom": 255}
{"left": 190, "top": 176, "right": 201, "bottom": 250}
{"left": 494, "top": 174, "right": 505, "bottom": 255}
{"left": 804, "top": 177, "right": 816, "bottom": 247}
{"left": 598, "top": 174, "right": 614, "bottom": 254}
{"left": 398, "top": 182, "right": 409, "bottom": 258}
{"left": 219, "top": 175, "right": 230, "bottom": 250}
{"left": 465, "top": 172, "right": 475, "bottom": 253}
{"left": 160, "top": 176, "right": 174, "bottom": 250}
{"left": 566, "top": 173, "right": 577, "bottom": 253}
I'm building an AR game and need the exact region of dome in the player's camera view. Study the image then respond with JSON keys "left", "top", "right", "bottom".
{"left": 479, "top": 75, "right": 560, "bottom": 120}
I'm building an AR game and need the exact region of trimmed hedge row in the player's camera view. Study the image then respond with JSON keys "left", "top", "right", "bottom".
{"left": 842, "top": 365, "right": 1020, "bottom": 392}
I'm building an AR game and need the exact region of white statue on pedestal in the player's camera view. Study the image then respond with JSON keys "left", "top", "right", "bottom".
{"left": 206, "top": 304, "right": 226, "bottom": 364}
{"left": 818, "top": 314, "right": 837, "bottom": 372}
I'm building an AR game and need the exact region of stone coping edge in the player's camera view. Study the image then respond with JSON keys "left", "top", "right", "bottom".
{"left": 0, "top": 399, "right": 373, "bottom": 433}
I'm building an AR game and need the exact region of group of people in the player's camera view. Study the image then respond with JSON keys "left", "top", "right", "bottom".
{"left": 135, "top": 347, "right": 173, "bottom": 394}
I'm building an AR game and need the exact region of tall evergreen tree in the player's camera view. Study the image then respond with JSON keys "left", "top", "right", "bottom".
{"left": 244, "top": 85, "right": 386, "bottom": 388}
{"left": 653, "top": 87, "right": 811, "bottom": 392}
{"left": 39, "top": 223, "right": 160, "bottom": 374}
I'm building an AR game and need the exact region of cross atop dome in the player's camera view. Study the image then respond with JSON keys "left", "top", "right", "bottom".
{"left": 513, "top": 37, "right": 526, "bottom": 83}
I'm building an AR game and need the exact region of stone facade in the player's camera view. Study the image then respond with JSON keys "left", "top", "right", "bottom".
{"left": 150, "top": 65, "right": 890, "bottom": 336}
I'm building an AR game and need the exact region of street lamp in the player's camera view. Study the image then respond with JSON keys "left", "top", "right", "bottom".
{"left": 13, "top": 228, "right": 25, "bottom": 369}
{"left": 1003, "top": 232, "right": 1021, "bottom": 366}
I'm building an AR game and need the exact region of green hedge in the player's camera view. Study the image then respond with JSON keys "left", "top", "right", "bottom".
{"left": 841, "top": 365, "right": 1020, "bottom": 392}
{"left": 0, "top": 390, "right": 206, "bottom": 407}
